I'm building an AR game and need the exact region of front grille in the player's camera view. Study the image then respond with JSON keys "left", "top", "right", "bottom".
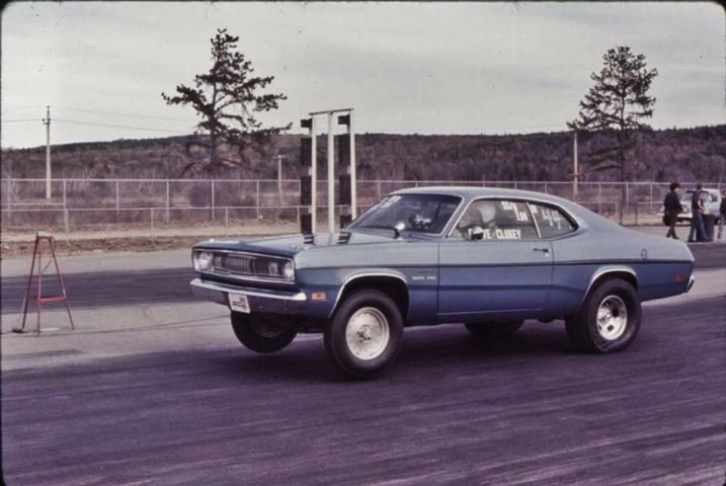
{"left": 210, "top": 252, "right": 291, "bottom": 281}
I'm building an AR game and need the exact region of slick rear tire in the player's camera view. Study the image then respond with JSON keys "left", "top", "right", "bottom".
{"left": 465, "top": 320, "right": 524, "bottom": 338}
{"left": 565, "top": 278, "right": 641, "bottom": 353}
{"left": 324, "top": 289, "right": 404, "bottom": 379}
{"left": 231, "top": 312, "right": 297, "bottom": 353}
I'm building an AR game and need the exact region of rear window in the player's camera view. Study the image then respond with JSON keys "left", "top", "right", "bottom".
{"left": 528, "top": 202, "right": 576, "bottom": 239}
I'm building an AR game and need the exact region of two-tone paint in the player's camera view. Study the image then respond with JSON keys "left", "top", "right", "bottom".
{"left": 191, "top": 187, "right": 695, "bottom": 327}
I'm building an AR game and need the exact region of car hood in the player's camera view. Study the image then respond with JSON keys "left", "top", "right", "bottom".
{"left": 192, "top": 232, "right": 406, "bottom": 258}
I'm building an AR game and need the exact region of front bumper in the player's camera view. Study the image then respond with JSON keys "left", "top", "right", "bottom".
{"left": 190, "top": 278, "right": 307, "bottom": 315}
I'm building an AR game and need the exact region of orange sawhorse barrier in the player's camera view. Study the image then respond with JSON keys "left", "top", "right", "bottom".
{"left": 14, "top": 231, "right": 75, "bottom": 335}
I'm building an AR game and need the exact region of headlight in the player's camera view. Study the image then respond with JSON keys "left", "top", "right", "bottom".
{"left": 283, "top": 260, "right": 295, "bottom": 281}
{"left": 193, "top": 251, "right": 214, "bottom": 272}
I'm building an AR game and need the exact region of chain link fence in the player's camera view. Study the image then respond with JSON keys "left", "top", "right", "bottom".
{"left": 2, "top": 178, "right": 721, "bottom": 235}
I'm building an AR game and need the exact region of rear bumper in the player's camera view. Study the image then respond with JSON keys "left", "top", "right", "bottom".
{"left": 190, "top": 278, "right": 307, "bottom": 315}
{"left": 686, "top": 276, "right": 695, "bottom": 293}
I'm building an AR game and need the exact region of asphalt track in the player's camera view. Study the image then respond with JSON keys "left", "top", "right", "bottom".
{"left": 1, "top": 242, "right": 724, "bottom": 485}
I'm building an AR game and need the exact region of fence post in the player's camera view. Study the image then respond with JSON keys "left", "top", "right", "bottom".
{"left": 6, "top": 179, "right": 12, "bottom": 223}
{"left": 514, "top": 181, "right": 518, "bottom": 190}
{"left": 544, "top": 182, "right": 549, "bottom": 194}
{"left": 165, "top": 180, "right": 170, "bottom": 223}
{"left": 225, "top": 207, "right": 229, "bottom": 228}
{"left": 63, "top": 180, "right": 69, "bottom": 234}
{"left": 377, "top": 181, "right": 382, "bottom": 200}
{"left": 256, "top": 180, "right": 260, "bottom": 219}
{"left": 598, "top": 183, "right": 603, "bottom": 214}
{"left": 649, "top": 183, "right": 653, "bottom": 206}
{"left": 625, "top": 183, "right": 630, "bottom": 205}
{"left": 113, "top": 180, "right": 119, "bottom": 217}
{"left": 635, "top": 202, "right": 639, "bottom": 226}
{"left": 211, "top": 180, "right": 216, "bottom": 221}
{"left": 150, "top": 208, "right": 154, "bottom": 238}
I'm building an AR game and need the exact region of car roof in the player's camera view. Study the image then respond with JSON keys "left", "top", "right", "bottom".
{"left": 685, "top": 188, "right": 719, "bottom": 193}
{"left": 391, "top": 185, "right": 571, "bottom": 204}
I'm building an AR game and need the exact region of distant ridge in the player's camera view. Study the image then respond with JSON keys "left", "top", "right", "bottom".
{"left": 2, "top": 125, "right": 724, "bottom": 183}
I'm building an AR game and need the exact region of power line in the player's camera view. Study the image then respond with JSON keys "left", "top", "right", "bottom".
{"left": 54, "top": 118, "right": 191, "bottom": 134}
{"left": 2, "top": 105, "right": 46, "bottom": 110}
{"left": 54, "top": 106, "right": 193, "bottom": 122}
{"left": 2, "top": 118, "right": 42, "bottom": 123}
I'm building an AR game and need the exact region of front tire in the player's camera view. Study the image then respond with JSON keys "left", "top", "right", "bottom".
{"left": 324, "top": 289, "right": 404, "bottom": 378}
{"left": 231, "top": 313, "right": 297, "bottom": 353}
{"left": 565, "top": 278, "right": 641, "bottom": 353}
{"left": 465, "top": 320, "right": 524, "bottom": 338}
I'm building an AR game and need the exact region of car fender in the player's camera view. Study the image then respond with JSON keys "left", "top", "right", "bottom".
{"left": 577, "top": 265, "right": 638, "bottom": 311}
{"left": 328, "top": 269, "right": 409, "bottom": 319}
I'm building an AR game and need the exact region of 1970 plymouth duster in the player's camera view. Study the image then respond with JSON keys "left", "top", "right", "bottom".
{"left": 191, "top": 187, "right": 695, "bottom": 378}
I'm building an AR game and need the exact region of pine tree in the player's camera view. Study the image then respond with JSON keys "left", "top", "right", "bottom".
{"left": 162, "top": 29, "right": 289, "bottom": 175}
{"left": 569, "top": 46, "right": 658, "bottom": 212}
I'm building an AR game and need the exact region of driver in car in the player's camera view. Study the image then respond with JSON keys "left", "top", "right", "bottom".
{"left": 458, "top": 201, "right": 499, "bottom": 239}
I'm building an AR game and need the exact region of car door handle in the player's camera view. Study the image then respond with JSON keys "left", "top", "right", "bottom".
{"left": 533, "top": 247, "right": 550, "bottom": 253}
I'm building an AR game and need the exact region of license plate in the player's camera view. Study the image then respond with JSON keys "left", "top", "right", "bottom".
{"left": 228, "top": 293, "right": 250, "bottom": 313}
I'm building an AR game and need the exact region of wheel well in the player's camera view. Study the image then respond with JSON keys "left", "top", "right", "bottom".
{"left": 591, "top": 271, "right": 638, "bottom": 293}
{"left": 336, "top": 276, "right": 409, "bottom": 319}
{"left": 574, "top": 270, "right": 638, "bottom": 315}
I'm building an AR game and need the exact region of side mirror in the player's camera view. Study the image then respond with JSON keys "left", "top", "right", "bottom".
{"left": 468, "top": 226, "right": 484, "bottom": 241}
{"left": 393, "top": 222, "right": 406, "bottom": 239}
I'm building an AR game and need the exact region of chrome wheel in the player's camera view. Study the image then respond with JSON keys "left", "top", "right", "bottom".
{"left": 596, "top": 295, "right": 628, "bottom": 341}
{"left": 345, "top": 307, "right": 390, "bottom": 361}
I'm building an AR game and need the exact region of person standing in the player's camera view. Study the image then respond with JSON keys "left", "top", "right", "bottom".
{"left": 718, "top": 189, "right": 726, "bottom": 240}
{"left": 663, "top": 182, "right": 682, "bottom": 239}
{"left": 687, "top": 183, "right": 707, "bottom": 243}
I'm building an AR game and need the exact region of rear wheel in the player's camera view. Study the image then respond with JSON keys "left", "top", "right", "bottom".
{"left": 324, "top": 289, "right": 404, "bottom": 378}
{"left": 565, "top": 278, "right": 641, "bottom": 353}
{"left": 465, "top": 320, "right": 524, "bottom": 338}
{"left": 231, "top": 312, "right": 297, "bottom": 353}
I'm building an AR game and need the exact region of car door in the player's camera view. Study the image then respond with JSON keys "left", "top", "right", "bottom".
{"left": 438, "top": 198, "right": 552, "bottom": 320}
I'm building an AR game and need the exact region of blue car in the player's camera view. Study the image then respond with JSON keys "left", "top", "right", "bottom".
{"left": 190, "top": 187, "right": 695, "bottom": 378}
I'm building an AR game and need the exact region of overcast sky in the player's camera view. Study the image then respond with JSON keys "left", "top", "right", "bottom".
{"left": 2, "top": 1, "right": 724, "bottom": 149}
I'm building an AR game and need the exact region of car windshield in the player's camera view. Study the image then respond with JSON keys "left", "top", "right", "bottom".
{"left": 348, "top": 194, "right": 461, "bottom": 235}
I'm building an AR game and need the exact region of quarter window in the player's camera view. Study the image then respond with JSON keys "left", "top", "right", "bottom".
{"left": 528, "top": 202, "right": 576, "bottom": 238}
{"left": 454, "top": 199, "right": 538, "bottom": 240}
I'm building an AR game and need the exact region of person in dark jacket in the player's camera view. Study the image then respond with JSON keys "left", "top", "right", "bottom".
{"left": 687, "top": 183, "right": 707, "bottom": 242}
{"left": 718, "top": 189, "right": 726, "bottom": 240}
{"left": 663, "top": 182, "right": 682, "bottom": 239}
{"left": 663, "top": 182, "right": 683, "bottom": 240}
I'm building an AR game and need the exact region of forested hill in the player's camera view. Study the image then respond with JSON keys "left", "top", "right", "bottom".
{"left": 2, "top": 124, "right": 724, "bottom": 183}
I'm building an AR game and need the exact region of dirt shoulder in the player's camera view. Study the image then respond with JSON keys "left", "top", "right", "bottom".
{"left": 0, "top": 223, "right": 297, "bottom": 258}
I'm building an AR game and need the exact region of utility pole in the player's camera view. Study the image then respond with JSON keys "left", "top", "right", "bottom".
{"left": 573, "top": 130, "right": 579, "bottom": 199}
{"left": 348, "top": 111, "right": 357, "bottom": 219}
{"left": 327, "top": 112, "right": 335, "bottom": 239}
{"left": 43, "top": 106, "right": 52, "bottom": 199}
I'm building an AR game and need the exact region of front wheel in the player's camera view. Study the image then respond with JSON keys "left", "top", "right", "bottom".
{"left": 231, "top": 313, "right": 297, "bottom": 353}
{"left": 565, "top": 278, "right": 641, "bottom": 353}
{"left": 324, "top": 289, "right": 404, "bottom": 378}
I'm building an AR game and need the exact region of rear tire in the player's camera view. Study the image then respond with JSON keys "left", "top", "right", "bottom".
{"left": 465, "top": 320, "right": 524, "bottom": 338}
{"left": 324, "top": 289, "right": 404, "bottom": 378}
{"left": 231, "top": 312, "right": 297, "bottom": 353}
{"left": 565, "top": 278, "right": 641, "bottom": 353}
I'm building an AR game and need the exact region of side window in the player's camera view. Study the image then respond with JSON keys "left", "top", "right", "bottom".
{"left": 454, "top": 199, "right": 538, "bottom": 240}
{"left": 528, "top": 202, "right": 576, "bottom": 238}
